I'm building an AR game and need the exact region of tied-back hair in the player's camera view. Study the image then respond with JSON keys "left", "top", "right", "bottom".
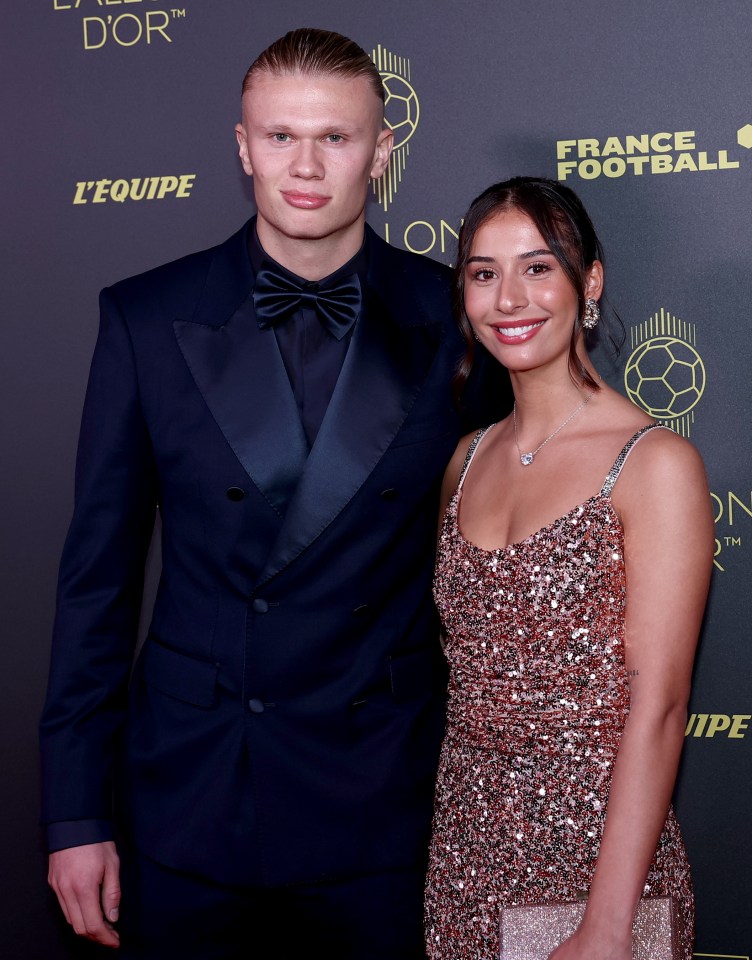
{"left": 454, "top": 176, "right": 620, "bottom": 399}
{"left": 242, "top": 27, "right": 385, "bottom": 106}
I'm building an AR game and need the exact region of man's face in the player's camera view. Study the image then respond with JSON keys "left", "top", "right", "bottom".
{"left": 235, "top": 70, "right": 392, "bottom": 258}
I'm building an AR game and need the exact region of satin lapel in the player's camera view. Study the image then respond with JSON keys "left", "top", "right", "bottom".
{"left": 258, "top": 241, "right": 443, "bottom": 583}
{"left": 173, "top": 226, "right": 308, "bottom": 517}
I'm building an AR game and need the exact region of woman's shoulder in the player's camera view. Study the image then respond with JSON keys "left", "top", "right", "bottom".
{"left": 610, "top": 419, "right": 709, "bottom": 518}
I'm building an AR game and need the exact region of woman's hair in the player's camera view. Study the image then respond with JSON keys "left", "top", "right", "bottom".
{"left": 454, "top": 176, "right": 613, "bottom": 396}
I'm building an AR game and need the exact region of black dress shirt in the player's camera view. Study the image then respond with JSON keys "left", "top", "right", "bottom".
{"left": 248, "top": 225, "right": 369, "bottom": 448}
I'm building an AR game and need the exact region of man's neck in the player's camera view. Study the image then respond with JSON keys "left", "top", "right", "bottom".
{"left": 255, "top": 217, "right": 367, "bottom": 281}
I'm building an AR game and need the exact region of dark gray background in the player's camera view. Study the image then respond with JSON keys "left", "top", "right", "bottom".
{"left": 2, "top": 1, "right": 749, "bottom": 956}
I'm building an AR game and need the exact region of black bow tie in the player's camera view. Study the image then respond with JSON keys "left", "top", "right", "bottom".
{"left": 253, "top": 264, "right": 362, "bottom": 341}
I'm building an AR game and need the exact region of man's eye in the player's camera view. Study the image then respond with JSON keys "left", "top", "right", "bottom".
{"left": 272, "top": 133, "right": 290, "bottom": 142}
{"left": 326, "top": 134, "right": 344, "bottom": 143}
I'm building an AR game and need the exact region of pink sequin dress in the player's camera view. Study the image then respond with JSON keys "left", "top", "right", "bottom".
{"left": 425, "top": 424, "right": 694, "bottom": 959}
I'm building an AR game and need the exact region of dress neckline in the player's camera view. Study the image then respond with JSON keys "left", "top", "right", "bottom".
{"left": 450, "top": 489, "right": 618, "bottom": 556}
{"left": 449, "top": 421, "right": 667, "bottom": 555}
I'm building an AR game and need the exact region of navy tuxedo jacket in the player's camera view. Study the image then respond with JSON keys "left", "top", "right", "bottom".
{"left": 40, "top": 221, "right": 506, "bottom": 886}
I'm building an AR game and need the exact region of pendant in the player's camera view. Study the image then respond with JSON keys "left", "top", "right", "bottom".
{"left": 520, "top": 452, "right": 534, "bottom": 466}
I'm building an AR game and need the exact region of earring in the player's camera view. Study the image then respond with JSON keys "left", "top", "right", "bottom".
{"left": 583, "top": 298, "right": 600, "bottom": 330}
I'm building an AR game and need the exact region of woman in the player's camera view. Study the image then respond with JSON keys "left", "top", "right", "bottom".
{"left": 424, "top": 178, "right": 714, "bottom": 960}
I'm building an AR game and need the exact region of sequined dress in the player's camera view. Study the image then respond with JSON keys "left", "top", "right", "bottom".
{"left": 425, "top": 424, "right": 694, "bottom": 959}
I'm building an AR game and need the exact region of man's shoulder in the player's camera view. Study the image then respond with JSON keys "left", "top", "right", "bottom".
{"left": 366, "top": 226, "right": 453, "bottom": 325}
{"left": 107, "top": 221, "right": 250, "bottom": 307}
{"left": 367, "top": 226, "right": 452, "bottom": 287}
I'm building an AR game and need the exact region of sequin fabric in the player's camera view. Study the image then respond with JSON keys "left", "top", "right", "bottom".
{"left": 425, "top": 424, "right": 694, "bottom": 959}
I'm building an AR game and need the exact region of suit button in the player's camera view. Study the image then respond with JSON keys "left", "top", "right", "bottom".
{"left": 226, "top": 486, "right": 245, "bottom": 501}
{"left": 252, "top": 598, "right": 269, "bottom": 614}
{"left": 248, "top": 699, "right": 265, "bottom": 714}
{"left": 380, "top": 488, "right": 399, "bottom": 500}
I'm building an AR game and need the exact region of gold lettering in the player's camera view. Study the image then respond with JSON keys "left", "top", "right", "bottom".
{"left": 706, "top": 714, "right": 731, "bottom": 737}
{"left": 403, "top": 221, "right": 436, "bottom": 256}
{"left": 602, "top": 157, "right": 626, "bottom": 178}
{"left": 650, "top": 155, "right": 673, "bottom": 173}
{"left": 674, "top": 131, "right": 696, "bottom": 151}
{"left": 601, "top": 136, "right": 625, "bottom": 156}
{"left": 556, "top": 140, "right": 577, "bottom": 159}
{"left": 718, "top": 150, "right": 740, "bottom": 169}
{"left": 650, "top": 132, "right": 672, "bottom": 152}
{"left": 439, "top": 220, "right": 460, "bottom": 254}
{"left": 625, "top": 156, "right": 650, "bottom": 175}
{"left": 578, "top": 159, "right": 600, "bottom": 180}
{"left": 577, "top": 139, "right": 600, "bottom": 158}
{"left": 697, "top": 152, "right": 718, "bottom": 171}
{"left": 557, "top": 161, "right": 577, "bottom": 181}
{"left": 112, "top": 13, "right": 142, "bottom": 46}
{"left": 91, "top": 179, "right": 112, "bottom": 203}
{"left": 672, "top": 153, "right": 698, "bottom": 173}
{"left": 83, "top": 17, "right": 107, "bottom": 49}
{"left": 146, "top": 10, "right": 171, "bottom": 43}
{"left": 72, "top": 181, "right": 90, "bottom": 204}
{"left": 729, "top": 715, "right": 751, "bottom": 739}
{"left": 156, "top": 175, "right": 179, "bottom": 199}
{"left": 728, "top": 492, "right": 752, "bottom": 525}
{"left": 691, "top": 713, "right": 709, "bottom": 736}
{"left": 624, "top": 135, "right": 649, "bottom": 155}
{"left": 176, "top": 174, "right": 196, "bottom": 198}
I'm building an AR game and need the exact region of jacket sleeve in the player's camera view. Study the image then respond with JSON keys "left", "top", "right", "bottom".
{"left": 39, "top": 286, "right": 158, "bottom": 831}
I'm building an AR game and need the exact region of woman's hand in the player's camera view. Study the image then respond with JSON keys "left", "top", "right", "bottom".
{"left": 547, "top": 925, "right": 632, "bottom": 960}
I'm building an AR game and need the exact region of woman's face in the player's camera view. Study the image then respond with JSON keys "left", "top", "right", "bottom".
{"left": 463, "top": 209, "right": 600, "bottom": 376}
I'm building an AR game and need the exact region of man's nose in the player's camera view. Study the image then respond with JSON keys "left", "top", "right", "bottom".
{"left": 290, "top": 141, "right": 324, "bottom": 179}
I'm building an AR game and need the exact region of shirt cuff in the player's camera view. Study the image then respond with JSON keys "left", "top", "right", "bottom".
{"left": 47, "top": 819, "right": 114, "bottom": 853}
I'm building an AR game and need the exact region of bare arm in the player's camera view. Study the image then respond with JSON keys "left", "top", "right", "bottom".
{"left": 550, "top": 432, "right": 714, "bottom": 960}
{"left": 49, "top": 842, "right": 121, "bottom": 948}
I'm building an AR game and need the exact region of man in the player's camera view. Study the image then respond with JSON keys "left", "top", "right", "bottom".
{"left": 41, "top": 27, "right": 506, "bottom": 959}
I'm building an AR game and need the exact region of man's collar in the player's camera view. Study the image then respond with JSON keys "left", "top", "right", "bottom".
{"left": 247, "top": 217, "right": 369, "bottom": 290}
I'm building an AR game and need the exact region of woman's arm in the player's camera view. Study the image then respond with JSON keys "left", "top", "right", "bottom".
{"left": 550, "top": 430, "right": 714, "bottom": 960}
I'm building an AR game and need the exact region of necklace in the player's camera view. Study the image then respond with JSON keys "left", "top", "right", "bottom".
{"left": 513, "top": 392, "right": 593, "bottom": 466}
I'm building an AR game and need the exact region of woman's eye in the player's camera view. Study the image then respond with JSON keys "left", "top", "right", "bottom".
{"left": 528, "top": 261, "right": 549, "bottom": 275}
{"left": 473, "top": 269, "right": 496, "bottom": 281}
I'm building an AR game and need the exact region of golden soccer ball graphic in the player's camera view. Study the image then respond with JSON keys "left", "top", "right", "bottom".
{"left": 380, "top": 73, "right": 420, "bottom": 149}
{"left": 624, "top": 336, "right": 705, "bottom": 419}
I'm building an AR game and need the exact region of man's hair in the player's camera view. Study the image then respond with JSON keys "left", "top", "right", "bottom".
{"left": 242, "top": 27, "right": 385, "bottom": 106}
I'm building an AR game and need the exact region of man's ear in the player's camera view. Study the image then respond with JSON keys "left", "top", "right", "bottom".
{"left": 235, "top": 123, "right": 253, "bottom": 176}
{"left": 370, "top": 127, "right": 394, "bottom": 180}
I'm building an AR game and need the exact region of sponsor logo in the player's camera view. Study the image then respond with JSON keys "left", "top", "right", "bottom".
{"left": 72, "top": 174, "right": 196, "bottom": 204}
{"left": 685, "top": 714, "right": 751, "bottom": 739}
{"left": 371, "top": 45, "right": 420, "bottom": 212}
{"left": 53, "top": 0, "right": 189, "bottom": 51}
{"left": 624, "top": 309, "right": 705, "bottom": 438}
{"left": 556, "top": 129, "right": 741, "bottom": 182}
{"left": 711, "top": 490, "right": 750, "bottom": 573}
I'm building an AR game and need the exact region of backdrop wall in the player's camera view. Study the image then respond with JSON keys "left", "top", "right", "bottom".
{"left": 2, "top": 2, "right": 749, "bottom": 957}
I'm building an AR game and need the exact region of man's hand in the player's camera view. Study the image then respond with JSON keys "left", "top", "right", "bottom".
{"left": 48, "top": 841, "right": 121, "bottom": 948}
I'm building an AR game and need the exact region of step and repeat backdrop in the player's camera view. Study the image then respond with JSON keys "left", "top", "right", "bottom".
{"left": 2, "top": 1, "right": 749, "bottom": 957}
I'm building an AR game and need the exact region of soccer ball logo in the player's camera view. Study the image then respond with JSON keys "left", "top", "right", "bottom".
{"left": 624, "top": 336, "right": 705, "bottom": 419}
{"left": 381, "top": 73, "right": 420, "bottom": 149}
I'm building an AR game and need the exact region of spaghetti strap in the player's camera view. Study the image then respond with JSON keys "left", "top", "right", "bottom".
{"left": 600, "top": 422, "right": 670, "bottom": 497}
{"left": 457, "top": 425, "right": 497, "bottom": 492}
